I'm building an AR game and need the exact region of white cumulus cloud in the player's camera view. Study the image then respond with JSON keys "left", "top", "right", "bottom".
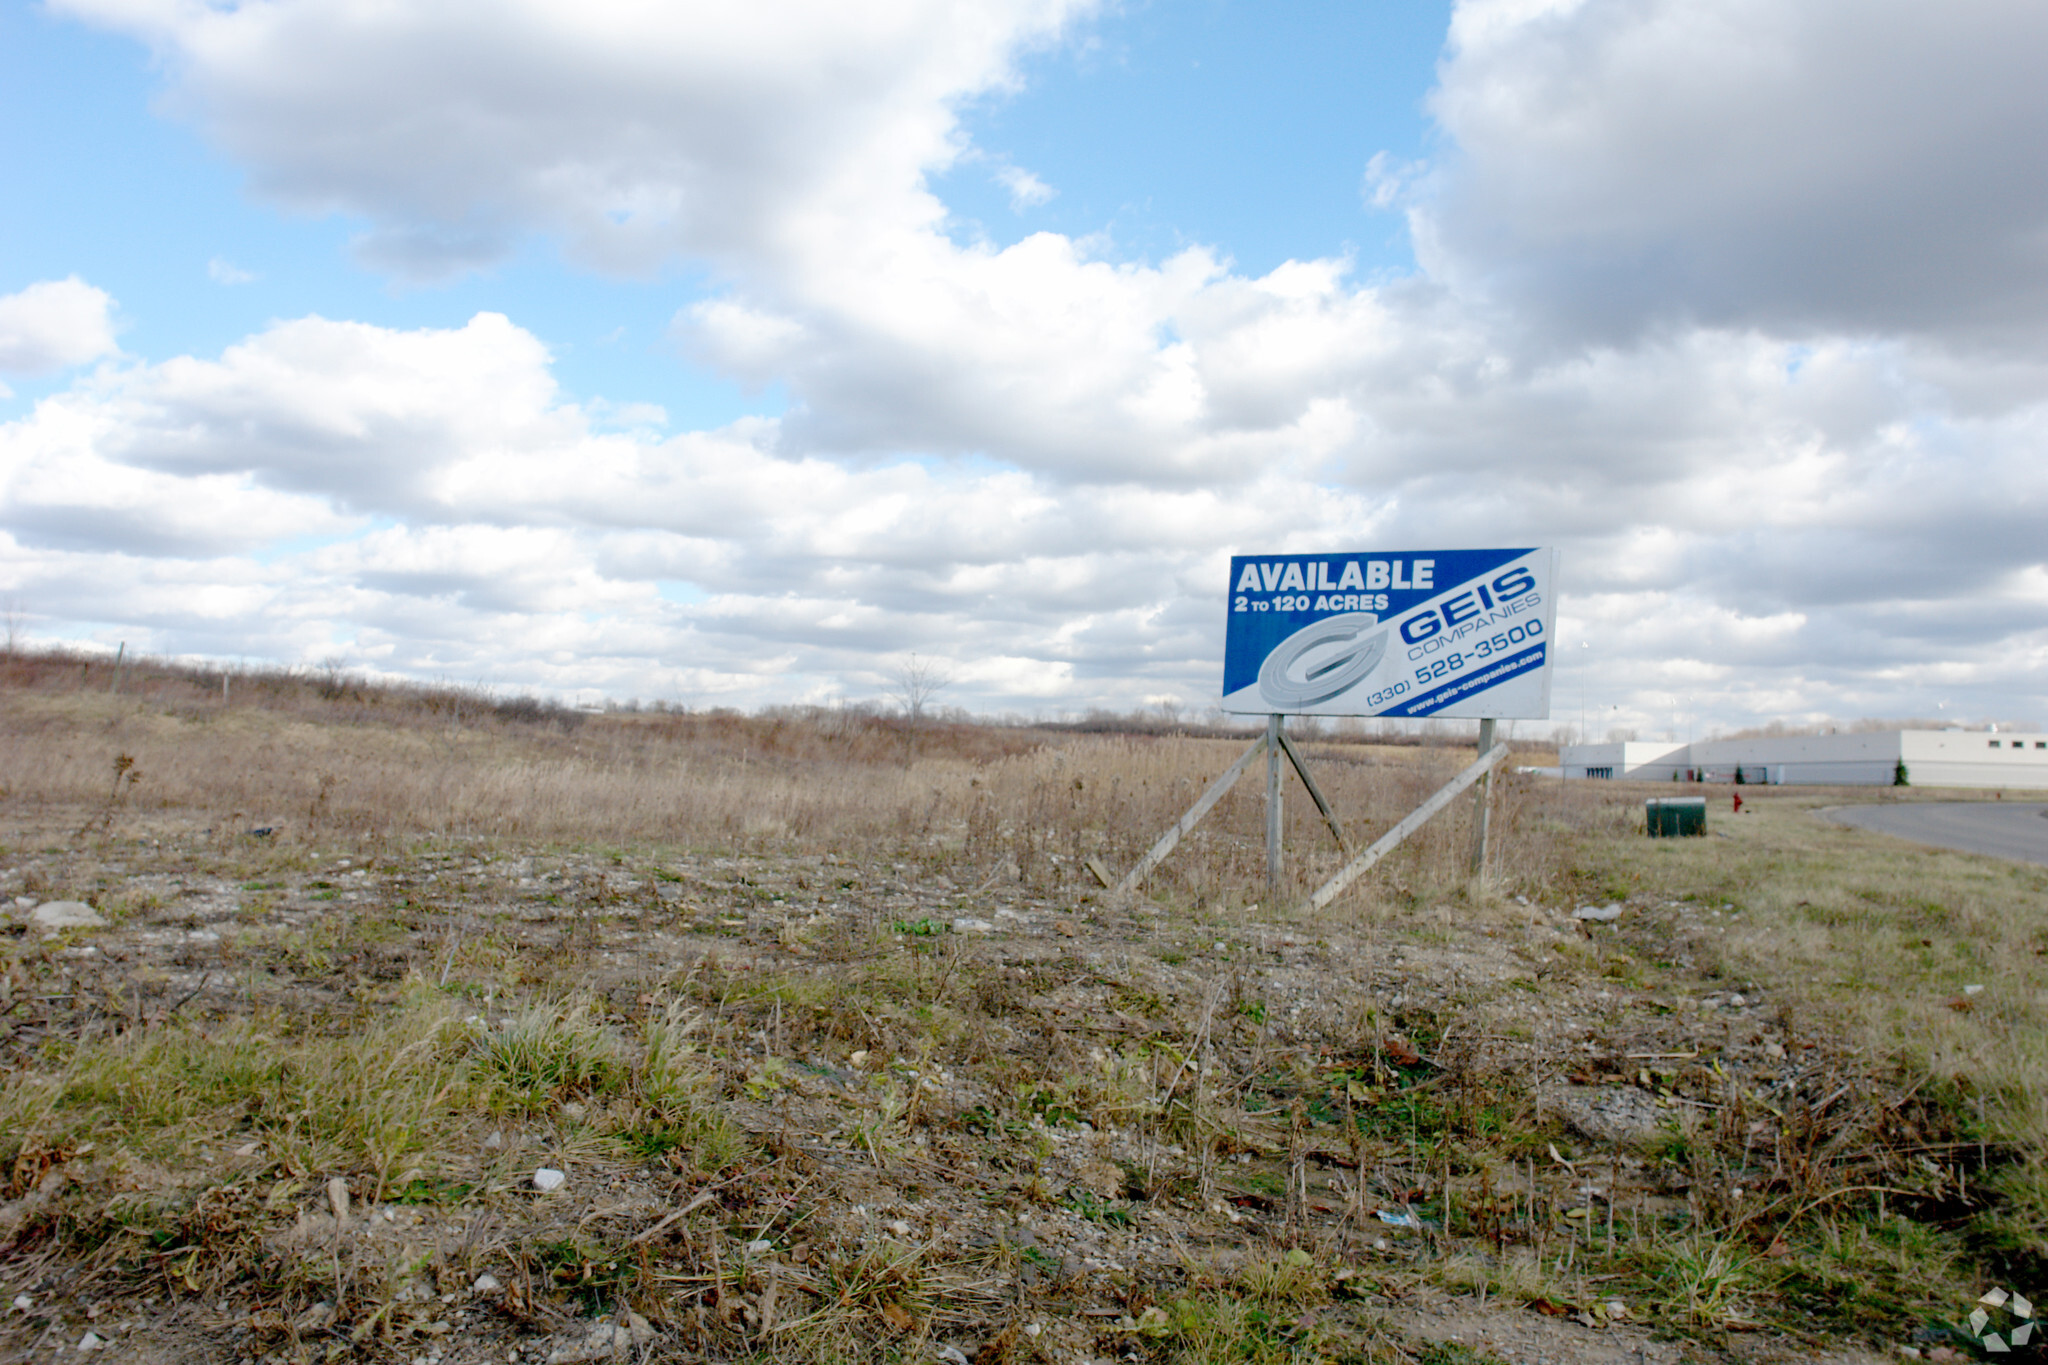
{"left": 0, "top": 278, "right": 120, "bottom": 375}
{"left": 996, "top": 164, "right": 1055, "bottom": 210}
{"left": 1417, "top": 0, "right": 2048, "bottom": 345}
{"left": 57, "top": 0, "right": 1093, "bottom": 280}
{"left": 10, "top": 291, "right": 2046, "bottom": 725}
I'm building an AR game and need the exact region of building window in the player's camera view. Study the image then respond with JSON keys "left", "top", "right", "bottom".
{"left": 2037, "top": 742, "right": 2046, "bottom": 749}
{"left": 1586, "top": 766, "right": 1614, "bottom": 779}
{"left": 1989, "top": 740, "right": 2001, "bottom": 748}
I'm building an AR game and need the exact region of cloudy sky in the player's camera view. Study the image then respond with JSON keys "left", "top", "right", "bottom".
{"left": 3, "top": 0, "right": 2044, "bottom": 736}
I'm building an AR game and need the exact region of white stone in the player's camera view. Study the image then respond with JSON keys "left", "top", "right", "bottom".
{"left": 32, "top": 901, "right": 105, "bottom": 930}
{"left": 78, "top": 1331, "right": 106, "bottom": 1351}
{"left": 472, "top": 1274, "right": 502, "bottom": 1294}
{"left": 950, "top": 917, "right": 994, "bottom": 933}
{"left": 532, "top": 1167, "right": 566, "bottom": 1193}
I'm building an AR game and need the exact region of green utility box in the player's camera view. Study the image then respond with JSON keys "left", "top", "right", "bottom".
{"left": 1646, "top": 796, "right": 1707, "bottom": 838}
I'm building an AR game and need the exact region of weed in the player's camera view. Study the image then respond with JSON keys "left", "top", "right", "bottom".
{"left": 386, "top": 1174, "right": 479, "bottom": 1206}
{"left": 1022, "top": 1086, "right": 1088, "bottom": 1128}
{"left": 1412, "top": 1345, "right": 1513, "bottom": 1365}
{"left": 1139, "top": 1253, "right": 1333, "bottom": 1364}
{"left": 637, "top": 996, "right": 711, "bottom": 1111}
{"left": 1768, "top": 1213, "right": 1969, "bottom": 1330}
{"left": 533, "top": 1236, "right": 638, "bottom": 1313}
{"left": 1647, "top": 1232, "right": 1763, "bottom": 1329}
{"left": 778, "top": 1238, "right": 934, "bottom": 1348}
{"left": 1062, "top": 1188, "right": 1135, "bottom": 1227}
{"left": 471, "top": 1001, "right": 624, "bottom": 1113}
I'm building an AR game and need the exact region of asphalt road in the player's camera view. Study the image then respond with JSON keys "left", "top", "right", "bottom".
{"left": 1824, "top": 801, "right": 2048, "bottom": 867}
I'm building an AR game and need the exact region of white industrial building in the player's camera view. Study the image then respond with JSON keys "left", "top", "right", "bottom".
{"left": 1559, "top": 730, "right": 2048, "bottom": 789}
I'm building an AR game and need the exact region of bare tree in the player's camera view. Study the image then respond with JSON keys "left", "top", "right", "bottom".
{"left": 891, "top": 653, "right": 953, "bottom": 723}
{"left": 888, "top": 654, "right": 953, "bottom": 765}
{"left": 2, "top": 597, "right": 22, "bottom": 654}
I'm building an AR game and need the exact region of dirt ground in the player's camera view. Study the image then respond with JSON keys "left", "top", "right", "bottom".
{"left": 7, "top": 794, "right": 1991, "bottom": 1365}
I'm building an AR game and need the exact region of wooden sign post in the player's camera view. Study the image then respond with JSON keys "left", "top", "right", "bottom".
{"left": 1469, "top": 717, "right": 1496, "bottom": 880}
{"left": 1265, "top": 714, "right": 1283, "bottom": 899}
{"left": 1116, "top": 718, "right": 1505, "bottom": 910}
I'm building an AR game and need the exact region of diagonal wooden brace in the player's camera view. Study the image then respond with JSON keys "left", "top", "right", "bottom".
{"left": 1114, "top": 733, "right": 1268, "bottom": 898}
{"left": 1307, "top": 742, "right": 1511, "bottom": 911}
{"left": 1274, "top": 727, "right": 1349, "bottom": 855}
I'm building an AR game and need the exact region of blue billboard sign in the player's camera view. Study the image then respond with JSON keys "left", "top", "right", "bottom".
{"left": 1222, "top": 547, "right": 1558, "bottom": 718}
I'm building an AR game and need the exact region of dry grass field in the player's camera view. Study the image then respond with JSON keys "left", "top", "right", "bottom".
{"left": 2, "top": 649, "right": 2044, "bottom": 1365}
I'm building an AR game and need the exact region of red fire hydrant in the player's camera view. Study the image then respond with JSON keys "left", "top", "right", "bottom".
{"left": 1732, "top": 792, "right": 1744, "bottom": 815}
